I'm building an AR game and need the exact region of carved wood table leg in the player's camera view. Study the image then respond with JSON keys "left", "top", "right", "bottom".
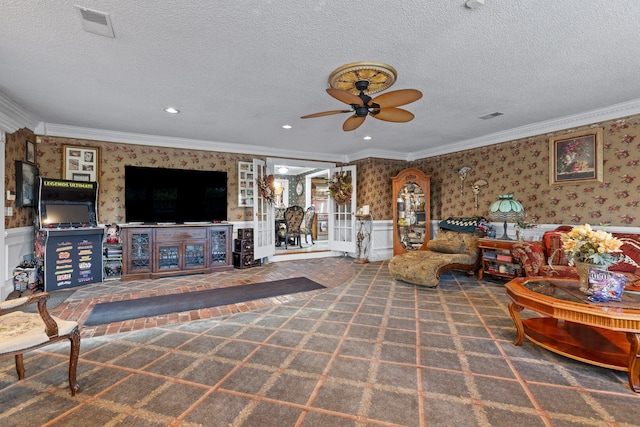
{"left": 15, "top": 354, "right": 25, "bottom": 379}
{"left": 508, "top": 302, "right": 525, "bottom": 346}
{"left": 68, "top": 328, "right": 81, "bottom": 396}
{"left": 626, "top": 332, "right": 640, "bottom": 393}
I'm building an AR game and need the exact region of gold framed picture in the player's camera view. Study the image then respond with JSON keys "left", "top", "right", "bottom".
{"left": 63, "top": 145, "right": 100, "bottom": 183}
{"left": 549, "top": 128, "right": 603, "bottom": 185}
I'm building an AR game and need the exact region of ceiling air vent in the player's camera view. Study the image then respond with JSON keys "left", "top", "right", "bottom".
{"left": 479, "top": 112, "right": 504, "bottom": 120}
{"left": 75, "top": 5, "right": 115, "bottom": 38}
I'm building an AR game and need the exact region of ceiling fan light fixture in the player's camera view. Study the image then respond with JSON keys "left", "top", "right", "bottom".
{"left": 328, "top": 62, "right": 398, "bottom": 95}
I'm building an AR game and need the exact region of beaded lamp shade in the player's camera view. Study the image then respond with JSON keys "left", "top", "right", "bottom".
{"left": 489, "top": 194, "right": 524, "bottom": 240}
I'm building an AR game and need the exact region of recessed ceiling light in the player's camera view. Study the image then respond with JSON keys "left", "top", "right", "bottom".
{"left": 164, "top": 107, "right": 180, "bottom": 114}
{"left": 278, "top": 167, "right": 289, "bottom": 174}
{"left": 282, "top": 124, "right": 292, "bottom": 129}
{"left": 363, "top": 136, "right": 372, "bottom": 140}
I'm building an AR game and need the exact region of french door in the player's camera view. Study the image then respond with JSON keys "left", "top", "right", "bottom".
{"left": 328, "top": 165, "right": 356, "bottom": 253}
{"left": 252, "top": 159, "right": 276, "bottom": 260}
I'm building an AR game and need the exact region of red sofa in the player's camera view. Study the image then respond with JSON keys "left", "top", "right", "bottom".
{"left": 510, "top": 226, "right": 640, "bottom": 288}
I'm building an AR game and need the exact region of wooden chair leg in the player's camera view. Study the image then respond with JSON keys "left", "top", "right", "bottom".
{"left": 68, "top": 329, "right": 81, "bottom": 396}
{"left": 15, "top": 354, "right": 25, "bottom": 379}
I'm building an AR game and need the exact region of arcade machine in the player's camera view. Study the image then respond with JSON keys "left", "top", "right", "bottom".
{"left": 34, "top": 178, "right": 104, "bottom": 291}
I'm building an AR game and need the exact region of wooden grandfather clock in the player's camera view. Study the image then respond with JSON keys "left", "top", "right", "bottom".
{"left": 391, "top": 168, "right": 431, "bottom": 255}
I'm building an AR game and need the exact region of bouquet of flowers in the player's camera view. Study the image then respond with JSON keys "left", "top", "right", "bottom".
{"left": 560, "top": 224, "right": 623, "bottom": 266}
{"left": 256, "top": 174, "right": 276, "bottom": 205}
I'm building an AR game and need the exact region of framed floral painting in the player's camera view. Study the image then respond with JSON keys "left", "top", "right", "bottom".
{"left": 549, "top": 128, "right": 603, "bottom": 185}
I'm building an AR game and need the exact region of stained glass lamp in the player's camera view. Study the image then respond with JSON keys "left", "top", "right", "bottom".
{"left": 488, "top": 194, "right": 524, "bottom": 240}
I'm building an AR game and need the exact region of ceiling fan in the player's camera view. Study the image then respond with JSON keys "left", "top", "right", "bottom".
{"left": 301, "top": 79, "right": 423, "bottom": 132}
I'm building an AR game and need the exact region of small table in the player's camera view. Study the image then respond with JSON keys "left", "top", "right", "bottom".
{"left": 355, "top": 214, "right": 372, "bottom": 264}
{"left": 505, "top": 277, "right": 640, "bottom": 392}
{"left": 477, "top": 238, "right": 521, "bottom": 280}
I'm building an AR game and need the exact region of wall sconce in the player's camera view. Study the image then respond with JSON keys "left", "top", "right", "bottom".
{"left": 471, "top": 179, "right": 488, "bottom": 210}
{"left": 458, "top": 166, "right": 471, "bottom": 195}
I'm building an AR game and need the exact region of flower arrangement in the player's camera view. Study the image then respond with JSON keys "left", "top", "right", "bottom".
{"left": 256, "top": 174, "right": 276, "bottom": 205}
{"left": 329, "top": 171, "right": 352, "bottom": 205}
{"left": 560, "top": 224, "right": 623, "bottom": 266}
{"left": 559, "top": 140, "right": 588, "bottom": 173}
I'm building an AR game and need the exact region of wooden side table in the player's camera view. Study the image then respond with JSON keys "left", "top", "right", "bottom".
{"left": 477, "top": 238, "right": 521, "bottom": 280}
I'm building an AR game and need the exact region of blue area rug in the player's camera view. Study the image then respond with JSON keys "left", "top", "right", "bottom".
{"left": 84, "top": 277, "right": 325, "bottom": 326}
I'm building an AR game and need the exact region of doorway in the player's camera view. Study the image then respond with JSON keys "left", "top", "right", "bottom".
{"left": 268, "top": 158, "right": 333, "bottom": 257}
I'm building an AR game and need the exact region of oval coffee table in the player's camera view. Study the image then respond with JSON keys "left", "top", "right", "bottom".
{"left": 505, "top": 277, "right": 640, "bottom": 393}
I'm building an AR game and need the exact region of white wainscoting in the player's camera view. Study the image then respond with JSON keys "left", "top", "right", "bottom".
{"left": 3, "top": 226, "right": 34, "bottom": 300}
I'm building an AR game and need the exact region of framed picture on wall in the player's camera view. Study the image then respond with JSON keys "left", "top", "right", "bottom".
{"left": 238, "top": 161, "right": 254, "bottom": 207}
{"left": 549, "top": 128, "right": 603, "bottom": 185}
{"left": 63, "top": 145, "right": 100, "bottom": 183}
{"left": 15, "top": 160, "right": 38, "bottom": 207}
{"left": 26, "top": 140, "right": 35, "bottom": 164}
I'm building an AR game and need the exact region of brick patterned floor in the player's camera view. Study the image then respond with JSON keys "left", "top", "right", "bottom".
{"left": 51, "top": 257, "right": 358, "bottom": 338}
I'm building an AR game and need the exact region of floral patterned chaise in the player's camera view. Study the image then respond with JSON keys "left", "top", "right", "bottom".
{"left": 510, "top": 226, "right": 640, "bottom": 288}
{"left": 389, "top": 217, "right": 488, "bottom": 287}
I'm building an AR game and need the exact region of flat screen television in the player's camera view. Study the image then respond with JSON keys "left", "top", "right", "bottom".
{"left": 124, "top": 166, "right": 227, "bottom": 224}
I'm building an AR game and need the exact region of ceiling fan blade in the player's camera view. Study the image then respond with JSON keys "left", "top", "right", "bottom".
{"left": 372, "top": 89, "right": 423, "bottom": 108}
{"left": 343, "top": 115, "right": 366, "bottom": 131}
{"left": 372, "top": 107, "right": 415, "bottom": 123}
{"left": 301, "top": 109, "right": 352, "bottom": 119}
{"left": 327, "top": 88, "right": 364, "bottom": 106}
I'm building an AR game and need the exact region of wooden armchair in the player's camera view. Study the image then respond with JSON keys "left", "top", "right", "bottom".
{"left": 0, "top": 292, "right": 80, "bottom": 395}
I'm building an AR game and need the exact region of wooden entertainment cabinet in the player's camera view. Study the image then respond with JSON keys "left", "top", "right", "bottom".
{"left": 120, "top": 224, "right": 234, "bottom": 281}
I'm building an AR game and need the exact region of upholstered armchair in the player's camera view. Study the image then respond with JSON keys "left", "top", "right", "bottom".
{"left": 277, "top": 206, "right": 305, "bottom": 249}
{"left": 299, "top": 206, "right": 316, "bottom": 245}
{"left": 0, "top": 292, "right": 80, "bottom": 395}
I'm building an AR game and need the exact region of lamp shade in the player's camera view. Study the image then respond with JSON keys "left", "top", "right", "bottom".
{"left": 488, "top": 194, "right": 524, "bottom": 240}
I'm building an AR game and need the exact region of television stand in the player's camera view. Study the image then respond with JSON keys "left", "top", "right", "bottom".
{"left": 120, "top": 223, "right": 234, "bottom": 281}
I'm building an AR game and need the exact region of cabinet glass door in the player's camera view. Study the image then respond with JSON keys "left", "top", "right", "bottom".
{"left": 157, "top": 244, "right": 180, "bottom": 270}
{"left": 211, "top": 229, "right": 228, "bottom": 264}
{"left": 130, "top": 232, "right": 151, "bottom": 272}
{"left": 184, "top": 243, "right": 205, "bottom": 268}
{"left": 396, "top": 182, "right": 427, "bottom": 252}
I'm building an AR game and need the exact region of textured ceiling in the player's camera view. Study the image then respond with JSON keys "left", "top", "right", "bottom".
{"left": 2, "top": 0, "right": 640, "bottom": 162}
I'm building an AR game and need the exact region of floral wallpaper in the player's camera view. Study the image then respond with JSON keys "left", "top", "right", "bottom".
{"left": 5, "top": 113, "right": 639, "bottom": 229}
{"left": 30, "top": 137, "right": 262, "bottom": 225}
{"left": 5, "top": 128, "right": 36, "bottom": 229}
{"left": 411, "top": 117, "right": 640, "bottom": 226}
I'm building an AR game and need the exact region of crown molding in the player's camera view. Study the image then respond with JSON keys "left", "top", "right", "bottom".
{"left": 31, "top": 98, "right": 640, "bottom": 164}
{"left": 34, "top": 123, "right": 347, "bottom": 163}
{"left": 408, "top": 98, "right": 640, "bottom": 160}
{"left": 345, "top": 148, "right": 410, "bottom": 163}
{"left": 0, "top": 92, "right": 39, "bottom": 133}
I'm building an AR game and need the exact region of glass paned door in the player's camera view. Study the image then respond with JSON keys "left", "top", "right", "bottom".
{"left": 253, "top": 159, "right": 276, "bottom": 260}
{"left": 328, "top": 165, "right": 356, "bottom": 253}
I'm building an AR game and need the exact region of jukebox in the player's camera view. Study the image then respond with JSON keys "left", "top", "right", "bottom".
{"left": 34, "top": 178, "right": 104, "bottom": 291}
